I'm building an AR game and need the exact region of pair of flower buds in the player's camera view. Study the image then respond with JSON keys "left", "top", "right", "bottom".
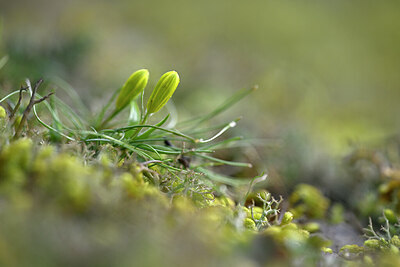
{"left": 115, "top": 69, "right": 180, "bottom": 115}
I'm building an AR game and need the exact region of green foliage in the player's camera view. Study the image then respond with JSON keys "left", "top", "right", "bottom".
{"left": 5, "top": 68, "right": 400, "bottom": 265}
{"left": 0, "top": 136, "right": 333, "bottom": 266}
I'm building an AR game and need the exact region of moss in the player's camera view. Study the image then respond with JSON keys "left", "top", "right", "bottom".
{"left": 0, "top": 106, "right": 6, "bottom": 118}
{"left": 289, "top": 184, "right": 330, "bottom": 219}
{"left": 281, "top": 211, "right": 294, "bottom": 225}
{"left": 321, "top": 247, "right": 333, "bottom": 254}
{"left": 364, "top": 239, "right": 381, "bottom": 251}
{"left": 0, "top": 138, "right": 33, "bottom": 191}
{"left": 244, "top": 218, "right": 257, "bottom": 231}
{"left": 330, "top": 203, "right": 345, "bottom": 224}
{"left": 392, "top": 235, "right": 400, "bottom": 247}
{"left": 339, "top": 245, "right": 364, "bottom": 260}
{"left": 303, "top": 222, "right": 320, "bottom": 233}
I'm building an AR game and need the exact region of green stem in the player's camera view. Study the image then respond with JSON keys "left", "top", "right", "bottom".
{"left": 98, "top": 108, "right": 120, "bottom": 129}
{"left": 130, "top": 112, "right": 150, "bottom": 139}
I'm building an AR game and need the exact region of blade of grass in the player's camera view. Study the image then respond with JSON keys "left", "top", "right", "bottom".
{"left": 0, "top": 55, "right": 8, "bottom": 70}
{"left": 195, "top": 167, "right": 253, "bottom": 187}
{"left": 198, "top": 118, "right": 240, "bottom": 143}
{"left": 103, "top": 124, "right": 198, "bottom": 143}
{"left": 95, "top": 87, "right": 122, "bottom": 128}
{"left": 178, "top": 86, "right": 256, "bottom": 127}
{"left": 28, "top": 88, "right": 76, "bottom": 141}
{"left": 196, "top": 154, "right": 252, "bottom": 168}
{"left": 134, "top": 114, "right": 170, "bottom": 140}
{"left": 50, "top": 76, "right": 90, "bottom": 116}
{"left": 0, "top": 90, "right": 20, "bottom": 103}
{"left": 240, "top": 173, "right": 268, "bottom": 206}
{"left": 199, "top": 136, "right": 242, "bottom": 150}
{"left": 80, "top": 130, "right": 154, "bottom": 160}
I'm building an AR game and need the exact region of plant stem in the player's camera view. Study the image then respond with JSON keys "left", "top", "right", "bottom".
{"left": 130, "top": 112, "right": 150, "bottom": 139}
{"left": 98, "top": 108, "right": 120, "bottom": 129}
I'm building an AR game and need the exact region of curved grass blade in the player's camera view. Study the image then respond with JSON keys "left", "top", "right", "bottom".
{"left": 179, "top": 86, "right": 256, "bottom": 127}
{"left": 0, "top": 90, "right": 20, "bottom": 103}
{"left": 79, "top": 130, "right": 153, "bottom": 160}
{"left": 199, "top": 136, "right": 242, "bottom": 150}
{"left": 30, "top": 95, "right": 76, "bottom": 141}
{"left": 197, "top": 118, "right": 240, "bottom": 143}
{"left": 0, "top": 55, "right": 8, "bottom": 70}
{"left": 196, "top": 154, "right": 252, "bottom": 168}
{"left": 195, "top": 167, "right": 253, "bottom": 187}
{"left": 50, "top": 76, "right": 90, "bottom": 116}
{"left": 103, "top": 124, "right": 198, "bottom": 143}
{"left": 134, "top": 114, "right": 170, "bottom": 140}
{"left": 95, "top": 87, "right": 122, "bottom": 128}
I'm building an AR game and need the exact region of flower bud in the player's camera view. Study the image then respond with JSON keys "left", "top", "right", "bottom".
{"left": 116, "top": 69, "right": 149, "bottom": 110}
{"left": 147, "top": 71, "right": 179, "bottom": 114}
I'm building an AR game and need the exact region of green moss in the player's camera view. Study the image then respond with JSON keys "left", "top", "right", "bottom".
{"left": 303, "top": 222, "right": 320, "bottom": 233}
{"left": 244, "top": 218, "right": 257, "bottom": 231}
{"left": 289, "top": 184, "right": 330, "bottom": 219}
{"left": 339, "top": 245, "right": 364, "bottom": 260}
{"left": 330, "top": 203, "right": 345, "bottom": 224}
{"left": 0, "top": 106, "right": 6, "bottom": 118}
{"left": 281, "top": 211, "right": 294, "bottom": 225}
{"left": 364, "top": 239, "right": 381, "bottom": 251}
{"left": 0, "top": 138, "right": 33, "bottom": 191}
{"left": 321, "top": 247, "right": 332, "bottom": 254}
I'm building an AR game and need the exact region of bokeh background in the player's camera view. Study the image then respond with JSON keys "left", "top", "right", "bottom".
{"left": 1, "top": 0, "right": 400, "bottom": 190}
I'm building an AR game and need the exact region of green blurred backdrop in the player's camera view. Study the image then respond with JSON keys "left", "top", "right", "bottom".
{"left": 1, "top": 0, "right": 400, "bottom": 153}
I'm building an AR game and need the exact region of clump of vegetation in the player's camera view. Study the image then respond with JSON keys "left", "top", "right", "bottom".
{"left": 0, "top": 64, "right": 339, "bottom": 265}
{"left": 2, "top": 56, "right": 400, "bottom": 265}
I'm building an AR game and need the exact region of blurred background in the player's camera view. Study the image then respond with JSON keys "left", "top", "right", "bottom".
{"left": 1, "top": 0, "right": 400, "bottom": 190}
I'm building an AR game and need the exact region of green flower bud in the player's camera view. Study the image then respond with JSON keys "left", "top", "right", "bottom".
{"left": 116, "top": 69, "right": 149, "bottom": 110}
{"left": 147, "top": 71, "right": 180, "bottom": 114}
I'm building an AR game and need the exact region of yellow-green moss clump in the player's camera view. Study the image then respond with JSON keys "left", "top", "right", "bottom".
{"left": 289, "top": 184, "right": 330, "bottom": 219}
{"left": 0, "top": 139, "right": 260, "bottom": 266}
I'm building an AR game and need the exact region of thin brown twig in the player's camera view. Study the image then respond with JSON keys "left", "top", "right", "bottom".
{"left": 9, "top": 85, "right": 28, "bottom": 120}
{"left": 14, "top": 79, "right": 54, "bottom": 139}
